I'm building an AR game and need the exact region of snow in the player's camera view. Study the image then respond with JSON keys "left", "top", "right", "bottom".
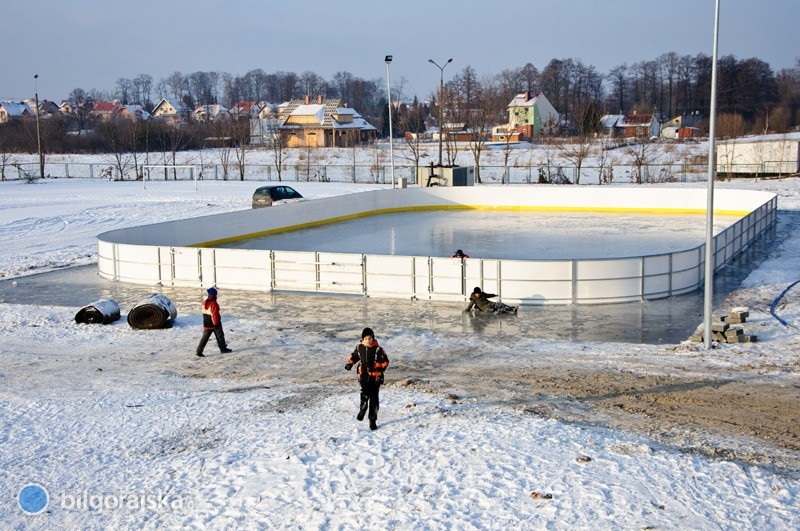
{"left": 1, "top": 147, "right": 799, "bottom": 529}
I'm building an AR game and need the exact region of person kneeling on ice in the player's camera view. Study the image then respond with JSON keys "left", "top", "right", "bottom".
{"left": 345, "top": 327, "right": 389, "bottom": 431}
{"left": 464, "top": 286, "right": 518, "bottom": 315}
{"left": 196, "top": 287, "right": 233, "bottom": 357}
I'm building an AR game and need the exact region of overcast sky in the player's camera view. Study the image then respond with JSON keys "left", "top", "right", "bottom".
{"left": 2, "top": 0, "right": 798, "bottom": 103}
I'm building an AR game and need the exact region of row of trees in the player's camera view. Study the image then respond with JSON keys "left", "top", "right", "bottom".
{"left": 62, "top": 53, "right": 798, "bottom": 136}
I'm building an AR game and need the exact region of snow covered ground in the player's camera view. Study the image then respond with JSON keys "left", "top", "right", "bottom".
{"left": 0, "top": 151, "right": 799, "bottom": 529}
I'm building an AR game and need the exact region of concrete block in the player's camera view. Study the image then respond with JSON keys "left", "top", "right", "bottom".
{"left": 725, "top": 327, "right": 744, "bottom": 337}
{"left": 730, "top": 307, "right": 750, "bottom": 319}
{"left": 711, "top": 322, "right": 730, "bottom": 333}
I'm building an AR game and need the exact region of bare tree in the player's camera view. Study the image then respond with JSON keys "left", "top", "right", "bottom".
{"left": 716, "top": 112, "right": 748, "bottom": 177}
{"left": 67, "top": 88, "right": 94, "bottom": 131}
{"left": 0, "top": 124, "right": 14, "bottom": 180}
{"left": 164, "top": 71, "right": 184, "bottom": 100}
{"left": 230, "top": 117, "right": 251, "bottom": 180}
{"left": 116, "top": 78, "right": 134, "bottom": 104}
{"left": 466, "top": 77, "right": 503, "bottom": 184}
{"left": 441, "top": 84, "right": 460, "bottom": 166}
{"left": 559, "top": 101, "right": 602, "bottom": 184}
{"left": 623, "top": 137, "right": 658, "bottom": 184}
{"left": 400, "top": 99, "right": 426, "bottom": 179}
{"left": 133, "top": 74, "right": 153, "bottom": 107}
{"left": 96, "top": 120, "right": 133, "bottom": 180}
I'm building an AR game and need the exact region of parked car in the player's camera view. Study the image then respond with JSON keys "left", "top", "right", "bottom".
{"left": 251, "top": 185, "right": 304, "bottom": 208}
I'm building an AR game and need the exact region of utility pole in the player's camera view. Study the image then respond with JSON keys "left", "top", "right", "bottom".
{"left": 385, "top": 55, "right": 395, "bottom": 188}
{"left": 428, "top": 58, "right": 452, "bottom": 167}
{"left": 34, "top": 74, "right": 44, "bottom": 179}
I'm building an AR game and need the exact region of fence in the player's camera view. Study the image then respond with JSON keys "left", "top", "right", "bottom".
{"left": 5, "top": 160, "right": 796, "bottom": 185}
{"left": 97, "top": 187, "right": 778, "bottom": 305}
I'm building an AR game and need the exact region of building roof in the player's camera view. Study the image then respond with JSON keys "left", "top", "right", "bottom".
{"left": 93, "top": 101, "right": 119, "bottom": 113}
{"left": 0, "top": 101, "right": 33, "bottom": 116}
{"left": 280, "top": 97, "right": 376, "bottom": 132}
{"left": 599, "top": 114, "right": 624, "bottom": 128}
{"left": 619, "top": 113, "right": 655, "bottom": 126}
{"left": 508, "top": 92, "right": 546, "bottom": 108}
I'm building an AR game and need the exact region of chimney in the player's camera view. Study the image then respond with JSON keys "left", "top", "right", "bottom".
{"left": 317, "top": 95, "right": 323, "bottom": 104}
{"left": 304, "top": 95, "right": 310, "bottom": 104}
{"left": 525, "top": 91, "right": 531, "bottom": 102}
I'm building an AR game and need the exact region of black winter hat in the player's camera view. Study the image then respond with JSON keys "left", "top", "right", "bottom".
{"left": 361, "top": 327, "right": 375, "bottom": 339}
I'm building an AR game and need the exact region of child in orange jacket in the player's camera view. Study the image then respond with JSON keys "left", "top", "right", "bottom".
{"left": 196, "top": 287, "right": 233, "bottom": 357}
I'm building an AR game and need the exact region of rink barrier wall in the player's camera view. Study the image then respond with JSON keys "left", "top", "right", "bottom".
{"left": 97, "top": 187, "right": 778, "bottom": 305}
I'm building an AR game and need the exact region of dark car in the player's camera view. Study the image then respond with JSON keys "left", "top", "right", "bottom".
{"left": 251, "top": 185, "right": 304, "bottom": 208}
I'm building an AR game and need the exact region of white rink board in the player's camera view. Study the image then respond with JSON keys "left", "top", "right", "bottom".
{"left": 97, "top": 187, "right": 778, "bottom": 305}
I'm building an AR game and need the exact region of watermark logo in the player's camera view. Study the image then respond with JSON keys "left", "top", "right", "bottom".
{"left": 18, "top": 483, "right": 49, "bottom": 515}
{"left": 17, "top": 483, "right": 196, "bottom": 515}
{"left": 60, "top": 489, "right": 196, "bottom": 513}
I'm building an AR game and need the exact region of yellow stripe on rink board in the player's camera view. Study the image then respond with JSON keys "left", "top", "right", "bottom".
{"left": 193, "top": 205, "right": 748, "bottom": 247}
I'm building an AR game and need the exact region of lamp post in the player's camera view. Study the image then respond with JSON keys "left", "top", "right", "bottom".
{"left": 428, "top": 57, "right": 452, "bottom": 167}
{"left": 385, "top": 55, "right": 395, "bottom": 189}
{"left": 33, "top": 74, "right": 44, "bottom": 179}
{"left": 703, "top": 0, "right": 721, "bottom": 349}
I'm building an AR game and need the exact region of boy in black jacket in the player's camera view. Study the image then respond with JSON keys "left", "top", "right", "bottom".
{"left": 345, "top": 327, "right": 389, "bottom": 430}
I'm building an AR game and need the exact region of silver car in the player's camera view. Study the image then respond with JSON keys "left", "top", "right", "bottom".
{"left": 251, "top": 185, "right": 304, "bottom": 208}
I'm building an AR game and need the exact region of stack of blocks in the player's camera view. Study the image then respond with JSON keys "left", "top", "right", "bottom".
{"left": 690, "top": 307, "right": 757, "bottom": 344}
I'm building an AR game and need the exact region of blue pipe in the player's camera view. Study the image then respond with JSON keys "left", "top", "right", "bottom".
{"left": 770, "top": 279, "right": 800, "bottom": 328}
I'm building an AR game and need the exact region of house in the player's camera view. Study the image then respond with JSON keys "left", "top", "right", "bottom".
{"left": 32, "top": 100, "right": 60, "bottom": 116}
{"left": 257, "top": 102, "right": 277, "bottom": 119}
{"left": 661, "top": 113, "right": 704, "bottom": 138}
{"left": 230, "top": 101, "right": 266, "bottom": 120}
{"left": 0, "top": 101, "right": 33, "bottom": 123}
{"left": 91, "top": 101, "right": 122, "bottom": 122}
{"left": 492, "top": 91, "right": 559, "bottom": 141}
{"left": 192, "top": 104, "right": 231, "bottom": 122}
{"left": 277, "top": 95, "right": 377, "bottom": 147}
{"left": 59, "top": 101, "right": 77, "bottom": 115}
{"left": 152, "top": 98, "right": 191, "bottom": 124}
{"left": 119, "top": 104, "right": 151, "bottom": 121}
{"left": 599, "top": 114, "right": 625, "bottom": 137}
{"left": 615, "top": 113, "right": 661, "bottom": 139}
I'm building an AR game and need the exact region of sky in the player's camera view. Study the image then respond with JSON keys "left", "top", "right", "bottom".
{"left": 2, "top": 0, "right": 799, "bottom": 103}
{"left": 0, "top": 152, "right": 798, "bottom": 526}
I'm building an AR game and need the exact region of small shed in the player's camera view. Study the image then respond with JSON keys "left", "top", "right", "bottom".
{"left": 717, "top": 133, "right": 800, "bottom": 176}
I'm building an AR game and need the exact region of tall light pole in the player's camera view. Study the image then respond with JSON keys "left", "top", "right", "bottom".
{"left": 703, "top": 0, "right": 721, "bottom": 349}
{"left": 33, "top": 74, "right": 44, "bottom": 179}
{"left": 428, "top": 57, "right": 452, "bottom": 167}
{"left": 385, "top": 55, "right": 395, "bottom": 189}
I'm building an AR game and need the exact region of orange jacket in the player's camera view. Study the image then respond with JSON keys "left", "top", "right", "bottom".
{"left": 348, "top": 341, "right": 389, "bottom": 383}
{"left": 201, "top": 296, "right": 221, "bottom": 329}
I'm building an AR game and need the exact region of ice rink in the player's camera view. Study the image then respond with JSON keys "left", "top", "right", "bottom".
{"left": 223, "top": 210, "right": 743, "bottom": 259}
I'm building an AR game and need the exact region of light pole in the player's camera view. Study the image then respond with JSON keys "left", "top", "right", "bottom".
{"left": 428, "top": 58, "right": 452, "bottom": 167}
{"left": 33, "top": 74, "right": 44, "bottom": 179}
{"left": 703, "top": 0, "right": 721, "bottom": 349}
{"left": 385, "top": 55, "right": 395, "bottom": 189}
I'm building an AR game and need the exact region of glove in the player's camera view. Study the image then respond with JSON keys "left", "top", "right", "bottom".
{"left": 344, "top": 363, "right": 353, "bottom": 371}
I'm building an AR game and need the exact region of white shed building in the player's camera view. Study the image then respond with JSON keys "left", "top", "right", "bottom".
{"left": 717, "top": 132, "right": 800, "bottom": 176}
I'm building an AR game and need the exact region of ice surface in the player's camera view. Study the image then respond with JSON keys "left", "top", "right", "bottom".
{"left": 223, "top": 210, "right": 743, "bottom": 259}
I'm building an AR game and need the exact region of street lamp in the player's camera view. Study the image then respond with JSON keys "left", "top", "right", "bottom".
{"left": 33, "top": 74, "right": 44, "bottom": 179}
{"left": 703, "top": 0, "right": 722, "bottom": 349}
{"left": 385, "top": 55, "right": 395, "bottom": 189}
{"left": 428, "top": 57, "right": 452, "bottom": 167}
